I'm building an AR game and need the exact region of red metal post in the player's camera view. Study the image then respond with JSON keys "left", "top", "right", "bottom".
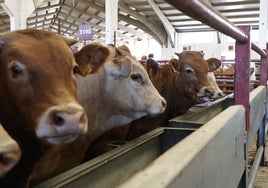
{"left": 234, "top": 26, "right": 251, "bottom": 130}
{"left": 260, "top": 44, "right": 268, "bottom": 86}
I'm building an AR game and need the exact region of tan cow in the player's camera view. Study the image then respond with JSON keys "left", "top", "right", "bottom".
{"left": 76, "top": 44, "right": 166, "bottom": 140}
{"left": 207, "top": 72, "right": 224, "bottom": 99}
{"left": 0, "top": 29, "right": 105, "bottom": 188}
{"left": 28, "top": 44, "right": 166, "bottom": 186}
{"left": 0, "top": 124, "right": 21, "bottom": 177}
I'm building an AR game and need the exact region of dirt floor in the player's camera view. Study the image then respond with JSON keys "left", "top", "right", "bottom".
{"left": 254, "top": 164, "right": 268, "bottom": 188}
{"left": 249, "top": 137, "right": 268, "bottom": 188}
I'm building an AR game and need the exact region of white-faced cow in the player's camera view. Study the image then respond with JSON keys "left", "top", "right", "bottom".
{"left": 85, "top": 51, "right": 222, "bottom": 159}
{"left": 0, "top": 29, "right": 106, "bottom": 188}
{"left": 28, "top": 43, "right": 166, "bottom": 185}
{"left": 77, "top": 44, "right": 166, "bottom": 139}
{"left": 0, "top": 124, "right": 21, "bottom": 177}
{"left": 207, "top": 72, "right": 224, "bottom": 99}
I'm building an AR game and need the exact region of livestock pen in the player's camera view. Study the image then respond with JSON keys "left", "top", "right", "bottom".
{"left": 35, "top": 0, "right": 267, "bottom": 187}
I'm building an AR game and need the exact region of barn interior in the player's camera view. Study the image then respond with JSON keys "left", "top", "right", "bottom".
{"left": 0, "top": 0, "right": 267, "bottom": 188}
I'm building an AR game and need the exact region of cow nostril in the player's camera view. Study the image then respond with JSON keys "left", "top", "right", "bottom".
{"left": 0, "top": 153, "right": 14, "bottom": 167}
{"left": 53, "top": 114, "right": 65, "bottom": 126}
{"left": 205, "top": 87, "right": 215, "bottom": 96}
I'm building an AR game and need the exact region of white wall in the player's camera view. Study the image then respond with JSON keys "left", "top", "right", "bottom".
{"left": 84, "top": 29, "right": 263, "bottom": 63}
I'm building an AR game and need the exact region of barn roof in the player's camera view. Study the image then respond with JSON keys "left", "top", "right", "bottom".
{"left": 0, "top": 0, "right": 260, "bottom": 46}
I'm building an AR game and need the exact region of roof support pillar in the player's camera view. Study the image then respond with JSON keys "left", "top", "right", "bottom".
{"left": 105, "top": 0, "right": 118, "bottom": 46}
{"left": 0, "top": 0, "right": 36, "bottom": 30}
{"left": 259, "top": 0, "right": 268, "bottom": 49}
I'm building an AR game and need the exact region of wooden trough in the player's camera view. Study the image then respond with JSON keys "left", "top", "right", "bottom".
{"left": 35, "top": 86, "right": 266, "bottom": 188}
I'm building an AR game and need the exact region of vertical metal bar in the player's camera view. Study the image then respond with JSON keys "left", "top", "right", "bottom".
{"left": 235, "top": 26, "right": 251, "bottom": 188}
{"left": 258, "top": 43, "right": 268, "bottom": 166}
{"left": 234, "top": 26, "right": 251, "bottom": 130}
{"left": 257, "top": 44, "right": 268, "bottom": 167}
{"left": 260, "top": 44, "right": 268, "bottom": 85}
{"left": 114, "top": 31, "right": 116, "bottom": 47}
{"left": 238, "top": 133, "right": 249, "bottom": 188}
{"left": 257, "top": 116, "right": 266, "bottom": 166}
{"left": 58, "top": 18, "right": 60, "bottom": 34}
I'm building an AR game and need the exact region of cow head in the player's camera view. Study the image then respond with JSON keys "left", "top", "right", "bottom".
{"left": 105, "top": 45, "right": 166, "bottom": 118}
{"left": 0, "top": 29, "right": 103, "bottom": 145}
{"left": 75, "top": 43, "right": 166, "bottom": 128}
{"left": 174, "top": 51, "right": 221, "bottom": 103}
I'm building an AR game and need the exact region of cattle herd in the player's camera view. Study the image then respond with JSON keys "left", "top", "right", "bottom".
{"left": 0, "top": 29, "right": 224, "bottom": 187}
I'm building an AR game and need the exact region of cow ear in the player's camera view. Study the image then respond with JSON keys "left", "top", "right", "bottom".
{"left": 198, "top": 51, "right": 205, "bottom": 57}
{"left": 74, "top": 43, "right": 109, "bottom": 76}
{"left": 108, "top": 58, "right": 131, "bottom": 79}
{"left": 146, "top": 59, "right": 159, "bottom": 79}
{"left": 207, "top": 58, "right": 221, "bottom": 72}
{"left": 169, "top": 58, "right": 180, "bottom": 74}
{"left": 174, "top": 52, "right": 180, "bottom": 58}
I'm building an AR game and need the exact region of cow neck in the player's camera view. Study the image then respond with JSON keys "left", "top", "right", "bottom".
{"left": 76, "top": 70, "right": 106, "bottom": 130}
{"left": 171, "top": 74, "right": 197, "bottom": 116}
{"left": 76, "top": 66, "right": 130, "bottom": 141}
{"left": 151, "top": 66, "right": 168, "bottom": 101}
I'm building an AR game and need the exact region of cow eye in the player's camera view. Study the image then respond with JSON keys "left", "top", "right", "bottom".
{"left": 131, "top": 73, "right": 143, "bottom": 84}
{"left": 11, "top": 65, "right": 22, "bottom": 74}
{"left": 185, "top": 67, "right": 194, "bottom": 75}
{"left": 131, "top": 74, "right": 140, "bottom": 81}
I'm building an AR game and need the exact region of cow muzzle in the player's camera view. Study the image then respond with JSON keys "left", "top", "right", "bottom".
{"left": 148, "top": 97, "right": 167, "bottom": 116}
{"left": 36, "top": 103, "right": 88, "bottom": 144}
{"left": 198, "top": 86, "right": 215, "bottom": 103}
{"left": 0, "top": 142, "right": 21, "bottom": 177}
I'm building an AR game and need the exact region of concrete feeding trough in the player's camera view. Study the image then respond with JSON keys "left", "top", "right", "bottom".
{"left": 35, "top": 95, "right": 237, "bottom": 188}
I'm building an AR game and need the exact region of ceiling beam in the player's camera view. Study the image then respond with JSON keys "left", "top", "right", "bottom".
{"left": 118, "top": 2, "right": 167, "bottom": 46}
{"left": 63, "top": 3, "right": 145, "bottom": 40}
{"left": 147, "top": 0, "right": 175, "bottom": 47}
{"left": 74, "top": 0, "right": 166, "bottom": 46}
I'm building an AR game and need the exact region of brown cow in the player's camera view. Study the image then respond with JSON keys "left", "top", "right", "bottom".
{"left": 0, "top": 29, "right": 105, "bottom": 188}
{"left": 0, "top": 124, "right": 21, "bottom": 177}
{"left": 85, "top": 51, "right": 222, "bottom": 159}
{"left": 28, "top": 44, "right": 166, "bottom": 185}
{"left": 136, "top": 52, "right": 221, "bottom": 120}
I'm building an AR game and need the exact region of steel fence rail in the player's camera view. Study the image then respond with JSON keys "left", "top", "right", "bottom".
{"left": 165, "top": 0, "right": 267, "bottom": 57}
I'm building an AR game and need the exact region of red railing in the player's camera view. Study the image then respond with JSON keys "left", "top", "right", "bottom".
{"left": 165, "top": 0, "right": 267, "bottom": 129}
{"left": 165, "top": 0, "right": 267, "bottom": 186}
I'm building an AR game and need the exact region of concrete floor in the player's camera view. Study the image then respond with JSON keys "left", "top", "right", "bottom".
{"left": 252, "top": 137, "right": 268, "bottom": 188}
